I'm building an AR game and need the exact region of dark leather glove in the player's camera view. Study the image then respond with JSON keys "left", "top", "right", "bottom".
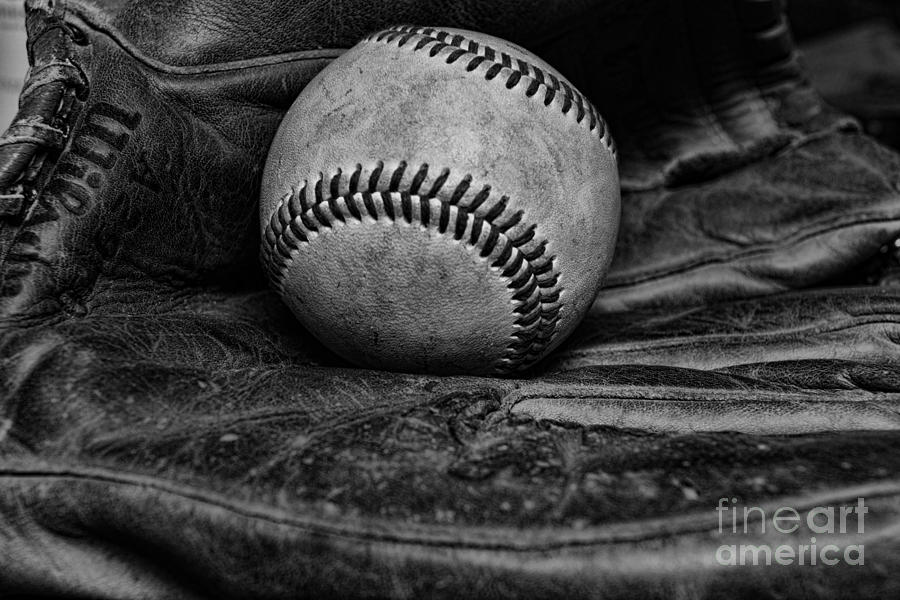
{"left": 3, "top": 0, "right": 900, "bottom": 317}
{"left": 4, "top": 288, "right": 900, "bottom": 598}
{"left": 2, "top": 0, "right": 900, "bottom": 598}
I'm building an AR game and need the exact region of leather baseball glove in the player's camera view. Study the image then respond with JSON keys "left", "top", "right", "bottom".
{"left": 2, "top": 0, "right": 899, "bottom": 598}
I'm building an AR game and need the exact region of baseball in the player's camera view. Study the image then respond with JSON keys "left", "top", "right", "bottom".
{"left": 260, "top": 25, "right": 620, "bottom": 376}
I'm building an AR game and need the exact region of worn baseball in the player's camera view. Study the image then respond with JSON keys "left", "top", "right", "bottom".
{"left": 260, "top": 25, "right": 620, "bottom": 376}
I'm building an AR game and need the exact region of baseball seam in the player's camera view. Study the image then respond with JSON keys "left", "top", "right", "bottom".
{"left": 263, "top": 161, "right": 564, "bottom": 373}
{"left": 367, "top": 25, "right": 617, "bottom": 160}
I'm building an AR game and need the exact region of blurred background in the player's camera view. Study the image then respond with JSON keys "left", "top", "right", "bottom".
{"left": 1, "top": 0, "right": 27, "bottom": 132}
{"left": 790, "top": 0, "right": 900, "bottom": 150}
{"left": 0, "top": 0, "right": 899, "bottom": 149}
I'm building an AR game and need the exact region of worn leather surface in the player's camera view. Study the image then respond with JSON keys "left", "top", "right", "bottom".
{"left": 548, "top": 286, "right": 900, "bottom": 373}
{"left": 2, "top": 0, "right": 900, "bottom": 598}
{"left": 3, "top": 286, "right": 900, "bottom": 598}
{"left": 3, "top": 0, "right": 900, "bottom": 317}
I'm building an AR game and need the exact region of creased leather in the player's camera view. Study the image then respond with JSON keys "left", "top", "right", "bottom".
{"left": 3, "top": 287, "right": 900, "bottom": 598}
{"left": 549, "top": 286, "right": 900, "bottom": 371}
{"left": 3, "top": 0, "right": 900, "bottom": 318}
{"left": 3, "top": 0, "right": 900, "bottom": 598}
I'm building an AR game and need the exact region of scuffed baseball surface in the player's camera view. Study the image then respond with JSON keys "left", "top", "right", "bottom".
{"left": 260, "top": 26, "right": 620, "bottom": 375}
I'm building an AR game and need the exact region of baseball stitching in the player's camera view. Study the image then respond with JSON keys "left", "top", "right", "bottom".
{"left": 263, "top": 162, "right": 563, "bottom": 374}
{"left": 368, "top": 25, "right": 617, "bottom": 159}
{"left": 265, "top": 26, "right": 614, "bottom": 373}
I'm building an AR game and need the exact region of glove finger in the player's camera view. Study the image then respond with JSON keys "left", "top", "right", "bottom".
{"left": 549, "top": 286, "right": 900, "bottom": 371}
{"left": 514, "top": 362, "right": 900, "bottom": 435}
{"left": 597, "top": 132, "right": 900, "bottom": 310}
